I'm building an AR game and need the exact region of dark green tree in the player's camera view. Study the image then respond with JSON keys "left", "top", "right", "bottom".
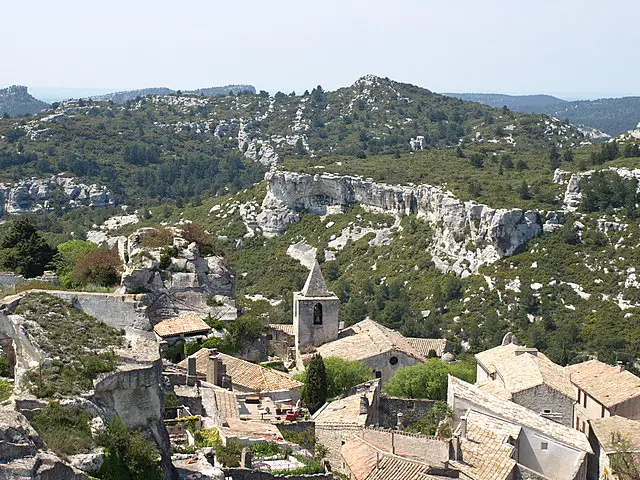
{"left": 518, "top": 181, "right": 531, "bottom": 200}
{"left": 302, "top": 354, "right": 327, "bottom": 413}
{"left": 0, "top": 217, "right": 55, "bottom": 277}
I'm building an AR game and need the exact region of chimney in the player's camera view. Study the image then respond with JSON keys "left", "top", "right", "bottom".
{"left": 460, "top": 416, "right": 467, "bottom": 440}
{"left": 240, "top": 448, "right": 253, "bottom": 469}
{"left": 186, "top": 355, "right": 197, "bottom": 386}
{"left": 396, "top": 412, "right": 404, "bottom": 431}
{"left": 617, "top": 361, "right": 625, "bottom": 372}
{"left": 359, "top": 395, "right": 370, "bottom": 415}
{"left": 206, "top": 350, "right": 225, "bottom": 387}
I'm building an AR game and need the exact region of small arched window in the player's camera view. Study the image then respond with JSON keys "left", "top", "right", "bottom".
{"left": 389, "top": 356, "right": 399, "bottom": 366}
{"left": 313, "top": 303, "right": 323, "bottom": 325}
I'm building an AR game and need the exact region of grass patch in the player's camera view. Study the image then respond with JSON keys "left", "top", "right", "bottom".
{"left": 31, "top": 402, "right": 94, "bottom": 458}
{"left": 16, "top": 292, "right": 125, "bottom": 397}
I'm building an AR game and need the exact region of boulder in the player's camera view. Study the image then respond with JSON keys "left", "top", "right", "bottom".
{"left": 0, "top": 410, "right": 43, "bottom": 461}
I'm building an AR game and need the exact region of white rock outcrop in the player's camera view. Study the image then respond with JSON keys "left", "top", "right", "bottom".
{"left": 258, "top": 171, "right": 555, "bottom": 275}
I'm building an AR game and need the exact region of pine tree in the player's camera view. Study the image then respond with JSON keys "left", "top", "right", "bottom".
{"left": 518, "top": 181, "right": 531, "bottom": 200}
{"left": 302, "top": 354, "right": 327, "bottom": 414}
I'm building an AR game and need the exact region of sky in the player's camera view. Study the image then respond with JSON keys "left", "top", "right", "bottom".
{"left": 3, "top": 0, "right": 640, "bottom": 100}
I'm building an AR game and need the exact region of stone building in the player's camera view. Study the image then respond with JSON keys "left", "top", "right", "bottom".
{"left": 475, "top": 337, "right": 575, "bottom": 427}
{"left": 589, "top": 415, "right": 640, "bottom": 480}
{"left": 566, "top": 360, "right": 640, "bottom": 436}
{"left": 293, "top": 261, "right": 339, "bottom": 355}
{"left": 315, "top": 319, "right": 425, "bottom": 384}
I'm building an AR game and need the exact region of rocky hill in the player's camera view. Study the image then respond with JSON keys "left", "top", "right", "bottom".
{"left": 0, "top": 85, "right": 49, "bottom": 117}
{"left": 90, "top": 84, "right": 256, "bottom": 104}
{"left": 445, "top": 91, "right": 640, "bottom": 137}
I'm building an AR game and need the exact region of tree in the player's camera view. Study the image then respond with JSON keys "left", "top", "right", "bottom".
{"left": 548, "top": 145, "right": 561, "bottom": 169}
{"left": 0, "top": 217, "right": 55, "bottom": 277}
{"left": 406, "top": 401, "right": 452, "bottom": 436}
{"left": 97, "top": 416, "right": 162, "bottom": 480}
{"left": 383, "top": 359, "right": 475, "bottom": 400}
{"left": 608, "top": 433, "right": 640, "bottom": 480}
{"left": 301, "top": 357, "right": 374, "bottom": 400}
{"left": 302, "top": 354, "right": 327, "bottom": 413}
{"left": 518, "top": 181, "right": 531, "bottom": 200}
{"left": 71, "top": 248, "right": 122, "bottom": 287}
{"left": 562, "top": 149, "right": 574, "bottom": 163}
{"left": 469, "top": 153, "right": 484, "bottom": 168}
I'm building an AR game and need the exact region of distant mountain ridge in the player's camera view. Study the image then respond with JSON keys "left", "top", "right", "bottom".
{"left": 443, "top": 92, "right": 567, "bottom": 113}
{"left": 0, "top": 85, "right": 49, "bottom": 117}
{"left": 444, "top": 92, "right": 640, "bottom": 136}
{"left": 91, "top": 85, "right": 256, "bottom": 104}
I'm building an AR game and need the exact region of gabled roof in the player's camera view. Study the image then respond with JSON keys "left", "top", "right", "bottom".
{"left": 316, "top": 319, "right": 424, "bottom": 362}
{"left": 177, "top": 349, "right": 302, "bottom": 393}
{"left": 590, "top": 416, "right": 640, "bottom": 454}
{"left": 450, "top": 410, "right": 520, "bottom": 480}
{"left": 448, "top": 376, "right": 592, "bottom": 453}
{"left": 475, "top": 344, "right": 573, "bottom": 398}
{"left": 300, "top": 261, "right": 333, "bottom": 297}
{"left": 566, "top": 360, "right": 640, "bottom": 408}
{"left": 153, "top": 314, "right": 211, "bottom": 338}
{"left": 405, "top": 338, "right": 449, "bottom": 358}
{"left": 313, "top": 380, "right": 378, "bottom": 425}
{"left": 340, "top": 436, "right": 439, "bottom": 480}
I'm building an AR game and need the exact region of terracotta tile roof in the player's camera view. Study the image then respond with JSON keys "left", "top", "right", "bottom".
{"left": 566, "top": 360, "right": 640, "bottom": 408}
{"left": 405, "top": 338, "right": 449, "bottom": 358}
{"left": 450, "top": 410, "right": 520, "bottom": 480}
{"left": 341, "top": 435, "right": 439, "bottom": 480}
{"left": 317, "top": 319, "right": 423, "bottom": 363}
{"left": 212, "top": 386, "right": 239, "bottom": 423}
{"left": 153, "top": 314, "right": 211, "bottom": 338}
{"left": 590, "top": 416, "right": 640, "bottom": 454}
{"left": 313, "top": 381, "right": 378, "bottom": 425}
{"left": 449, "top": 376, "right": 592, "bottom": 453}
{"left": 177, "top": 349, "right": 302, "bottom": 393}
{"left": 221, "top": 418, "right": 285, "bottom": 443}
{"left": 475, "top": 344, "right": 573, "bottom": 398}
{"left": 268, "top": 323, "right": 295, "bottom": 336}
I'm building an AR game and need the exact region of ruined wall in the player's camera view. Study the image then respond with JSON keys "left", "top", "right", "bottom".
{"left": 314, "top": 424, "right": 362, "bottom": 471}
{"left": 378, "top": 396, "right": 437, "bottom": 429}
{"left": 223, "top": 470, "right": 331, "bottom": 480}
{"left": 357, "top": 428, "right": 450, "bottom": 468}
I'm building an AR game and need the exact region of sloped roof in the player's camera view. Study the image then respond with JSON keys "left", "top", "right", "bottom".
{"left": 153, "top": 314, "right": 211, "bottom": 338}
{"left": 590, "top": 416, "right": 640, "bottom": 454}
{"left": 450, "top": 410, "right": 520, "bottom": 480}
{"left": 313, "top": 381, "right": 378, "bottom": 425}
{"left": 178, "top": 349, "right": 302, "bottom": 393}
{"left": 300, "top": 261, "right": 333, "bottom": 297}
{"left": 268, "top": 323, "right": 295, "bottom": 336}
{"left": 448, "top": 376, "right": 592, "bottom": 453}
{"left": 566, "top": 360, "right": 640, "bottom": 408}
{"left": 405, "top": 338, "right": 449, "bottom": 358}
{"left": 340, "top": 436, "right": 439, "bottom": 480}
{"left": 316, "top": 319, "right": 424, "bottom": 362}
{"left": 475, "top": 344, "right": 573, "bottom": 398}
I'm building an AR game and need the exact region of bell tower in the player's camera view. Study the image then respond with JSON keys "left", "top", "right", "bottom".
{"left": 293, "top": 261, "right": 340, "bottom": 352}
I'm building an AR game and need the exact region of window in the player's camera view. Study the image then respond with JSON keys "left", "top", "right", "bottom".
{"left": 576, "top": 417, "right": 580, "bottom": 430}
{"left": 267, "top": 334, "right": 273, "bottom": 340}
{"left": 577, "top": 390, "right": 581, "bottom": 404}
{"left": 543, "top": 409, "right": 551, "bottom": 414}
{"left": 389, "top": 356, "right": 399, "bottom": 366}
{"left": 540, "top": 442, "right": 548, "bottom": 451}
{"left": 375, "top": 370, "right": 382, "bottom": 379}
{"left": 602, "top": 405, "right": 606, "bottom": 418}
{"left": 313, "top": 303, "right": 323, "bottom": 325}
{"left": 583, "top": 393, "right": 587, "bottom": 408}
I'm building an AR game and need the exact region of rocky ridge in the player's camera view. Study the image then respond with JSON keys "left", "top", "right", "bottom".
{"left": 0, "top": 175, "right": 114, "bottom": 217}
{"left": 253, "top": 171, "right": 565, "bottom": 276}
{"left": 0, "top": 86, "right": 49, "bottom": 118}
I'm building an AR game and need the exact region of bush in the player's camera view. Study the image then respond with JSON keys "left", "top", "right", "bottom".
{"left": 406, "top": 401, "right": 452, "bottom": 436}
{"left": 98, "top": 416, "right": 162, "bottom": 480}
{"left": 0, "top": 378, "right": 11, "bottom": 401}
{"left": 250, "top": 441, "right": 281, "bottom": 457}
{"left": 31, "top": 403, "right": 94, "bottom": 458}
{"left": 139, "top": 228, "right": 174, "bottom": 249}
{"left": 70, "top": 248, "right": 122, "bottom": 287}
{"left": 53, "top": 240, "right": 99, "bottom": 288}
{"left": 214, "top": 438, "right": 243, "bottom": 467}
{"left": 383, "top": 358, "right": 476, "bottom": 400}
{"left": 193, "top": 427, "right": 220, "bottom": 448}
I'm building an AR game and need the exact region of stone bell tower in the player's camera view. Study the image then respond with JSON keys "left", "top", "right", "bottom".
{"left": 293, "top": 261, "right": 339, "bottom": 352}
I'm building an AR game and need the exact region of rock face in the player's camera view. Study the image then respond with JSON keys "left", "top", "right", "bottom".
{"left": 0, "top": 175, "right": 114, "bottom": 217}
{"left": 554, "top": 167, "right": 640, "bottom": 211}
{"left": 119, "top": 227, "right": 236, "bottom": 322}
{"left": 257, "top": 171, "right": 556, "bottom": 275}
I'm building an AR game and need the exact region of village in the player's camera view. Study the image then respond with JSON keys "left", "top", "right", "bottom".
{"left": 2, "top": 226, "right": 640, "bottom": 480}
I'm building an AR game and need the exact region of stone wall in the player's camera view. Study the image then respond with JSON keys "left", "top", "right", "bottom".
{"left": 314, "top": 424, "right": 362, "bottom": 471}
{"left": 378, "top": 396, "right": 437, "bottom": 429}
{"left": 223, "top": 469, "right": 332, "bottom": 480}
{"left": 512, "top": 384, "right": 574, "bottom": 428}
{"left": 256, "top": 171, "right": 560, "bottom": 276}
{"left": 357, "top": 428, "right": 450, "bottom": 468}
{"left": 0, "top": 272, "right": 59, "bottom": 289}
{"left": 274, "top": 421, "right": 315, "bottom": 447}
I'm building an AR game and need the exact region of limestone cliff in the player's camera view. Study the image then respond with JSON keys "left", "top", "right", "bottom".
{"left": 257, "top": 171, "right": 563, "bottom": 276}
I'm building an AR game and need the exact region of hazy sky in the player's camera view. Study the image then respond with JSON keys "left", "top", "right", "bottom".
{"left": 3, "top": 0, "right": 639, "bottom": 99}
